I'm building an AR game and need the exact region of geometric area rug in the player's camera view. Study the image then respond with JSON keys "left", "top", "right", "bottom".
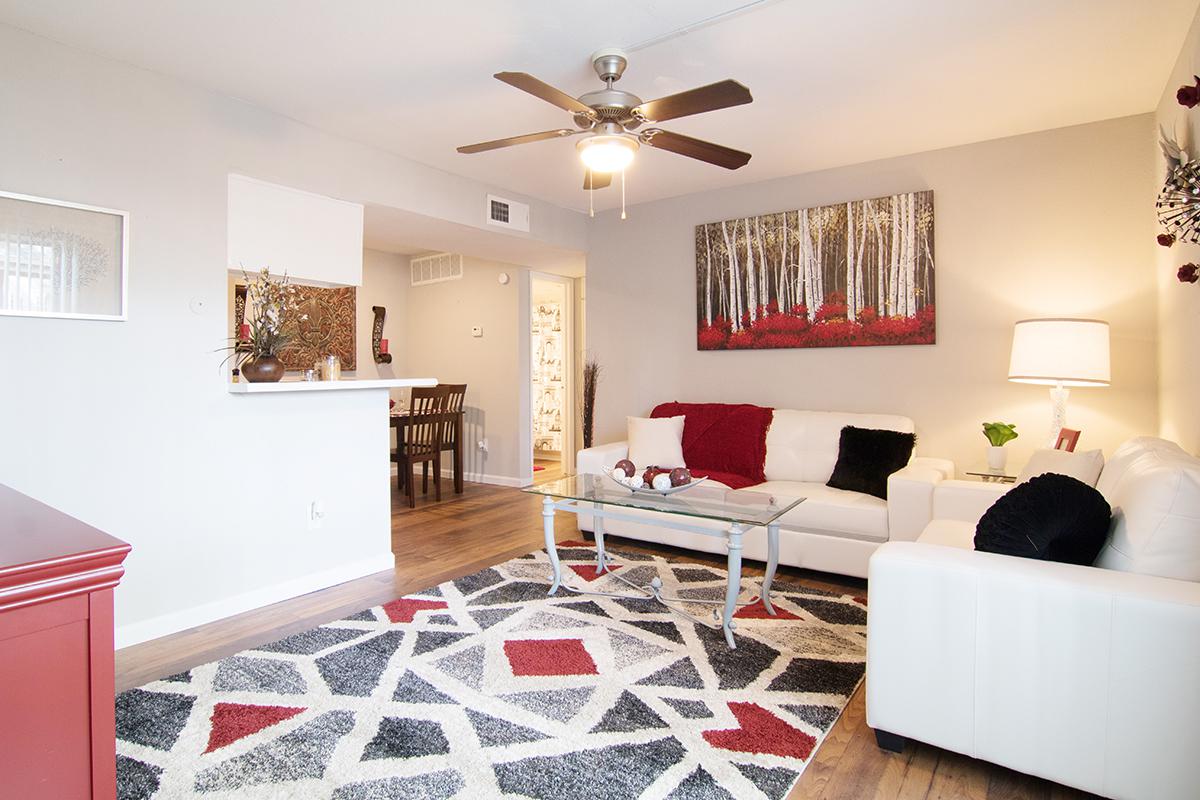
{"left": 115, "top": 540, "right": 867, "bottom": 799}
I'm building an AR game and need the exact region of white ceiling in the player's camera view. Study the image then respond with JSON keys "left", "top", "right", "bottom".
{"left": 1, "top": 0, "right": 1195, "bottom": 214}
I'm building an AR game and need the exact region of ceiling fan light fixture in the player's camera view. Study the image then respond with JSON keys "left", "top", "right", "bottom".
{"left": 577, "top": 134, "right": 638, "bottom": 173}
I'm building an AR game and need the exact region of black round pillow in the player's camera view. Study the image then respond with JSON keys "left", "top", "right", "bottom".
{"left": 974, "top": 473, "right": 1112, "bottom": 565}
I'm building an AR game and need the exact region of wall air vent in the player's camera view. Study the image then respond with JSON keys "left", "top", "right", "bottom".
{"left": 486, "top": 194, "right": 530, "bottom": 232}
{"left": 410, "top": 253, "right": 463, "bottom": 286}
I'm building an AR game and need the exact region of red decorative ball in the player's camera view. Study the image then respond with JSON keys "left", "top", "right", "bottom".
{"left": 642, "top": 467, "right": 662, "bottom": 486}
{"left": 615, "top": 459, "right": 636, "bottom": 478}
{"left": 669, "top": 467, "right": 691, "bottom": 487}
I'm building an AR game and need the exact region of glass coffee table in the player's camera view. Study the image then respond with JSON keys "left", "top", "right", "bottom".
{"left": 523, "top": 474, "right": 804, "bottom": 649}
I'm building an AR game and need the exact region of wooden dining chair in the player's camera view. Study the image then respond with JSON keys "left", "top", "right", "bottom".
{"left": 438, "top": 384, "right": 467, "bottom": 491}
{"left": 397, "top": 385, "right": 448, "bottom": 508}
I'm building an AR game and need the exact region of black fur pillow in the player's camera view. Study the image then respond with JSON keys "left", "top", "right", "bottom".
{"left": 826, "top": 426, "right": 917, "bottom": 500}
{"left": 975, "top": 473, "right": 1112, "bottom": 565}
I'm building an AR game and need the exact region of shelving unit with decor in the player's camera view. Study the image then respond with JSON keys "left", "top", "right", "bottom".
{"left": 531, "top": 301, "right": 565, "bottom": 460}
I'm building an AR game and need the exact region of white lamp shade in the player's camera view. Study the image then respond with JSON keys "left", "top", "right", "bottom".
{"left": 1008, "top": 318, "right": 1110, "bottom": 386}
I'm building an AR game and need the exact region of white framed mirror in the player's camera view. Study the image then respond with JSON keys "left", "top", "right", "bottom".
{"left": 0, "top": 190, "right": 128, "bottom": 321}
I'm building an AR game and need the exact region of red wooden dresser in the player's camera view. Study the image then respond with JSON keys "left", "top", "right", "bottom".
{"left": 0, "top": 484, "right": 131, "bottom": 800}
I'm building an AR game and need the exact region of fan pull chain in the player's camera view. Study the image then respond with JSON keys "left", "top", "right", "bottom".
{"left": 621, "top": 170, "right": 627, "bottom": 220}
{"left": 589, "top": 174, "right": 595, "bottom": 218}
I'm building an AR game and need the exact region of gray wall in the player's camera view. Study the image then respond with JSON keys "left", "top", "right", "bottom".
{"left": 403, "top": 257, "right": 525, "bottom": 484}
{"left": 587, "top": 114, "right": 1158, "bottom": 469}
{"left": 0, "top": 23, "right": 582, "bottom": 646}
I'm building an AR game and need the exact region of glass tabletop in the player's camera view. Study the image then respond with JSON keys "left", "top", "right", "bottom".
{"left": 523, "top": 473, "right": 804, "bottom": 527}
{"left": 963, "top": 464, "right": 1020, "bottom": 482}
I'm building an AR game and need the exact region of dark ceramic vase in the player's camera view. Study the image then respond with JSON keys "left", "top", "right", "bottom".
{"left": 242, "top": 355, "right": 285, "bottom": 383}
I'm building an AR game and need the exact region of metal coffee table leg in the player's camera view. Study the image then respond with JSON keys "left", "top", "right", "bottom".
{"left": 542, "top": 496, "right": 561, "bottom": 595}
{"left": 761, "top": 523, "right": 779, "bottom": 615}
{"left": 593, "top": 512, "right": 610, "bottom": 575}
{"left": 722, "top": 523, "right": 745, "bottom": 649}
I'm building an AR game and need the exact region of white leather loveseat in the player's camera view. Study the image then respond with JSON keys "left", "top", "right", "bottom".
{"left": 867, "top": 437, "right": 1200, "bottom": 799}
{"left": 576, "top": 409, "right": 954, "bottom": 579}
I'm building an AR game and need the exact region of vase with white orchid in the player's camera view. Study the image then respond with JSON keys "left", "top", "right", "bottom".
{"left": 221, "top": 268, "right": 302, "bottom": 382}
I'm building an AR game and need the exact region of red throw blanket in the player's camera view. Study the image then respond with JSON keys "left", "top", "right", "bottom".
{"left": 650, "top": 402, "right": 774, "bottom": 489}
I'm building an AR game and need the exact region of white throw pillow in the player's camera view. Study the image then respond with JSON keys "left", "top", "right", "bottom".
{"left": 627, "top": 415, "right": 686, "bottom": 468}
{"left": 1017, "top": 448, "right": 1105, "bottom": 487}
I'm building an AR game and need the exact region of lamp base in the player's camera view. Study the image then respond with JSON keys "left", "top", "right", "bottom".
{"left": 1048, "top": 383, "right": 1069, "bottom": 447}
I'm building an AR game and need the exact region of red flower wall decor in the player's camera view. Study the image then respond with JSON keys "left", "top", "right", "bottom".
{"left": 1178, "top": 76, "right": 1200, "bottom": 108}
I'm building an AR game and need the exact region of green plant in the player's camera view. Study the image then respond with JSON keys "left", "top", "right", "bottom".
{"left": 982, "top": 421, "right": 1019, "bottom": 447}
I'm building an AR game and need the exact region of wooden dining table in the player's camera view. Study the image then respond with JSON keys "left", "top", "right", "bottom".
{"left": 390, "top": 410, "right": 465, "bottom": 494}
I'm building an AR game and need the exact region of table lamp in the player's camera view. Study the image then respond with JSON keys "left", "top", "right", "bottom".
{"left": 1008, "top": 318, "right": 1110, "bottom": 445}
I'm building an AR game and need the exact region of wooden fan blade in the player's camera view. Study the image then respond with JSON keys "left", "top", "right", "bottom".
{"left": 632, "top": 80, "right": 752, "bottom": 123}
{"left": 457, "top": 128, "right": 579, "bottom": 154}
{"left": 640, "top": 129, "right": 751, "bottom": 170}
{"left": 583, "top": 170, "right": 612, "bottom": 190}
{"left": 495, "top": 72, "right": 597, "bottom": 119}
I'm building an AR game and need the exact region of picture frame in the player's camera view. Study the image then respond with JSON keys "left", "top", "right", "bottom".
{"left": 0, "top": 190, "right": 129, "bottom": 321}
{"left": 695, "top": 190, "right": 935, "bottom": 350}
{"left": 1055, "top": 428, "right": 1081, "bottom": 452}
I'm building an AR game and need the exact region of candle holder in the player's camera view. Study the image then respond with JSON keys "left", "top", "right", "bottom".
{"left": 371, "top": 305, "right": 392, "bottom": 364}
{"left": 233, "top": 285, "right": 252, "bottom": 353}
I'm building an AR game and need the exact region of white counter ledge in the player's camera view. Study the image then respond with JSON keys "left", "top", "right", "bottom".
{"left": 228, "top": 377, "right": 438, "bottom": 394}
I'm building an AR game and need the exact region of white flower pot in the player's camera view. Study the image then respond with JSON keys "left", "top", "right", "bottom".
{"left": 986, "top": 445, "right": 1008, "bottom": 471}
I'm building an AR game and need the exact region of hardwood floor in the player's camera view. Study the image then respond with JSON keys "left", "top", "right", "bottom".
{"left": 114, "top": 482, "right": 1097, "bottom": 800}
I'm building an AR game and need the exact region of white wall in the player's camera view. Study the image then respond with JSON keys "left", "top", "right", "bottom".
{"left": 0, "top": 23, "right": 583, "bottom": 647}
{"left": 1157, "top": 4, "right": 1200, "bottom": 453}
{"left": 403, "top": 257, "right": 526, "bottom": 485}
{"left": 587, "top": 115, "right": 1158, "bottom": 470}
{"left": 357, "top": 248, "right": 409, "bottom": 390}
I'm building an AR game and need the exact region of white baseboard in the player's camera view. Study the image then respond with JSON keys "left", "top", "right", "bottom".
{"left": 390, "top": 464, "right": 525, "bottom": 488}
{"left": 114, "top": 551, "right": 396, "bottom": 650}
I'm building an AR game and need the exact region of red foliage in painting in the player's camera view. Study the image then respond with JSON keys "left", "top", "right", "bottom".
{"left": 766, "top": 299, "right": 780, "bottom": 315}
{"left": 751, "top": 313, "right": 808, "bottom": 335}
{"left": 697, "top": 302, "right": 936, "bottom": 351}
{"left": 790, "top": 304, "right": 808, "bottom": 318}
{"left": 813, "top": 292, "right": 848, "bottom": 323}
{"left": 698, "top": 324, "right": 729, "bottom": 350}
{"left": 726, "top": 330, "right": 757, "bottom": 349}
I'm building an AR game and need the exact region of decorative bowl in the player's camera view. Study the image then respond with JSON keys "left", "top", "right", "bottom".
{"left": 604, "top": 470, "right": 708, "bottom": 496}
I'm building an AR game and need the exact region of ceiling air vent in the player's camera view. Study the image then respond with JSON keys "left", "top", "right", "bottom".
{"left": 410, "top": 253, "right": 463, "bottom": 287}
{"left": 486, "top": 194, "right": 530, "bottom": 232}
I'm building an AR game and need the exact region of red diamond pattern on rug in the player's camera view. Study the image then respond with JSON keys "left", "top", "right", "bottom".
{"left": 204, "top": 702, "right": 306, "bottom": 753}
{"left": 382, "top": 597, "right": 447, "bottom": 623}
{"left": 504, "top": 638, "right": 599, "bottom": 676}
{"left": 556, "top": 539, "right": 592, "bottom": 548}
{"left": 702, "top": 702, "right": 817, "bottom": 760}
{"left": 567, "top": 563, "right": 624, "bottom": 582}
{"left": 734, "top": 599, "right": 801, "bottom": 620}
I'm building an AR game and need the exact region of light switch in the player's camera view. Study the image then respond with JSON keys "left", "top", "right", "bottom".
{"left": 471, "top": 326, "right": 483, "bottom": 338}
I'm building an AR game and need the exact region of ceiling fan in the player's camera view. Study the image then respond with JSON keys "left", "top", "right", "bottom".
{"left": 457, "top": 48, "right": 753, "bottom": 197}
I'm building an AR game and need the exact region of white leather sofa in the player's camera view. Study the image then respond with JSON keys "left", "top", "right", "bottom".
{"left": 867, "top": 437, "right": 1200, "bottom": 799}
{"left": 576, "top": 409, "right": 954, "bottom": 579}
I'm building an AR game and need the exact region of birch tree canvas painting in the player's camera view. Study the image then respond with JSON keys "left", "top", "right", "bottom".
{"left": 696, "top": 191, "right": 934, "bottom": 350}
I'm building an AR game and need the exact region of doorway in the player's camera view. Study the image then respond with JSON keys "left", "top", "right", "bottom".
{"left": 530, "top": 273, "right": 574, "bottom": 482}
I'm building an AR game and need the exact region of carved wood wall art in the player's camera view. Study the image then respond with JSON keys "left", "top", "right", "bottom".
{"left": 233, "top": 283, "right": 356, "bottom": 370}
